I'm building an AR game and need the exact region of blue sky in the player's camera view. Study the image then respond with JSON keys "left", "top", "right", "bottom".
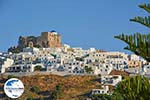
{"left": 0, "top": 0, "right": 149, "bottom": 52}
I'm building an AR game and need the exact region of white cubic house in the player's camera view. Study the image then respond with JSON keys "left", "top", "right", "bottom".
{"left": 0, "top": 58, "right": 14, "bottom": 73}
{"left": 100, "top": 75, "right": 122, "bottom": 86}
{"left": 92, "top": 86, "right": 109, "bottom": 95}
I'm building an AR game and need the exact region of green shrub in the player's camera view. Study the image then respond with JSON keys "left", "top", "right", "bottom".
{"left": 26, "top": 98, "right": 34, "bottom": 100}
{"left": 34, "top": 65, "right": 42, "bottom": 71}
{"left": 91, "top": 93, "right": 124, "bottom": 100}
{"left": 75, "top": 57, "right": 84, "bottom": 61}
{"left": 7, "top": 75, "right": 16, "bottom": 79}
{"left": 51, "top": 84, "right": 63, "bottom": 100}
{"left": 84, "top": 66, "right": 93, "bottom": 74}
{"left": 30, "top": 86, "right": 40, "bottom": 94}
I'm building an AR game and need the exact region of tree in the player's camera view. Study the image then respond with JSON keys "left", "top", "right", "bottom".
{"left": 34, "top": 65, "right": 42, "bottom": 71}
{"left": 110, "top": 93, "right": 124, "bottom": 100}
{"left": 84, "top": 66, "right": 93, "bottom": 74}
{"left": 51, "top": 84, "right": 63, "bottom": 100}
{"left": 51, "top": 54, "right": 57, "bottom": 59}
{"left": 75, "top": 57, "right": 84, "bottom": 61}
{"left": 26, "top": 98, "right": 34, "bottom": 100}
{"left": 91, "top": 94, "right": 111, "bottom": 100}
{"left": 8, "top": 46, "right": 21, "bottom": 53}
{"left": 114, "top": 3, "right": 150, "bottom": 62}
{"left": 91, "top": 93, "right": 124, "bottom": 100}
{"left": 114, "top": 75, "right": 150, "bottom": 100}
{"left": 7, "top": 75, "right": 17, "bottom": 79}
{"left": 30, "top": 86, "right": 41, "bottom": 94}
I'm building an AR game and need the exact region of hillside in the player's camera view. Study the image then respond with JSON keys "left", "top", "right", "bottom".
{"left": 0, "top": 74, "right": 101, "bottom": 100}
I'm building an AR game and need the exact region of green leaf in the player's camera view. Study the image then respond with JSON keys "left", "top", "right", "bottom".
{"left": 139, "top": 4, "right": 150, "bottom": 13}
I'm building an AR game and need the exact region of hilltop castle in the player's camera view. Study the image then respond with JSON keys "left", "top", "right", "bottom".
{"left": 8, "top": 30, "right": 62, "bottom": 53}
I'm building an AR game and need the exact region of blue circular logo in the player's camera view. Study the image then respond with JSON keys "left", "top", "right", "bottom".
{"left": 4, "top": 78, "right": 24, "bottom": 99}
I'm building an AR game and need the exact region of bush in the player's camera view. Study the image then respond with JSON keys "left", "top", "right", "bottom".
{"left": 92, "top": 94, "right": 111, "bottom": 100}
{"left": 51, "top": 84, "right": 63, "bottom": 100}
{"left": 75, "top": 57, "right": 84, "bottom": 61}
{"left": 26, "top": 98, "right": 34, "bottom": 100}
{"left": 84, "top": 66, "right": 93, "bottom": 74}
{"left": 34, "top": 65, "right": 42, "bottom": 71}
{"left": 7, "top": 75, "right": 16, "bottom": 79}
{"left": 30, "top": 86, "right": 40, "bottom": 94}
{"left": 91, "top": 93, "right": 124, "bottom": 100}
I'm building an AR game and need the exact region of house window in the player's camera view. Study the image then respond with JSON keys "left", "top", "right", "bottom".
{"left": 106, "top": 65, "right": 108, "bottom": 68}
{"left": 17, "top": 67, "right": 20, "bottom": 70}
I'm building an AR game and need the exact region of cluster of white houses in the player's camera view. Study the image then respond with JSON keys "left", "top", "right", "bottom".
{"left": 0, "top": 45, "right": 149, "bottom": 75}
{"left": 91, "top": 75, "right": 122, "bottom": 95}
{"left": 1, "top": 44, "right": 150, "bottom": 95}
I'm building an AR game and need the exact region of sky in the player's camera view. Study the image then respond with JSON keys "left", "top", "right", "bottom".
{"left": 0, "top": 0, "right": 149, "bottom": 52}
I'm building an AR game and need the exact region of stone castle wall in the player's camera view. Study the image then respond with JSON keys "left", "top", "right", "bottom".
{"left": 18, "top": 31, "right": 62, "bottom": 49}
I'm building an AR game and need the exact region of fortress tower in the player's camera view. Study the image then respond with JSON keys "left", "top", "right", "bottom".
{"left": 17, "top": 30, "right": 62, "bottom": 51}
{"left": 40, "top": 30, "right": 62, "bottom": 48}
{"left": 8, "top": 30, "right": 62, "bottom": 53}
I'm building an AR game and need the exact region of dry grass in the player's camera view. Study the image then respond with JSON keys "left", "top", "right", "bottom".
{"left": 0, "top": 74, "right": 101, "bottom": 100}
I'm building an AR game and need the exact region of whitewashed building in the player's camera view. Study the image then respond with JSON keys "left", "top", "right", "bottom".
{"left": 143, "top": 65, "right": 150, "bottom": 75}
{"left": 6, "top": 63, "right": 42, "bottom": 72}
{"left": 105, "top": 52, "right": 128, "bottom": 70}
{"left": 92, "top": 86, "right": 109, "bottom": 95}
{"left": 90, "top": 62, "right": 113, "bottom": 75}
{"left": 100, "top": 75, "right": 122, "bottom": 86}
{"left": 0, "top": 58, "right": 14, "bottom": 73}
